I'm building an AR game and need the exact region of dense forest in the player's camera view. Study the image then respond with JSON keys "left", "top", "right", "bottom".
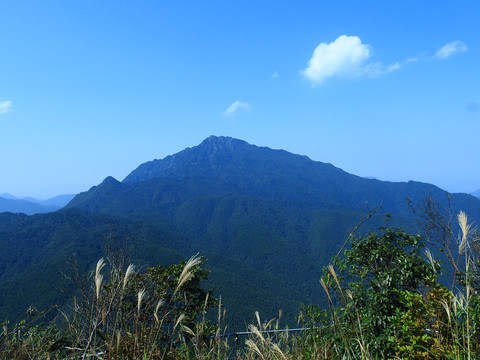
{"left": 2, "top": 209, "right": 480, "bottom": 359}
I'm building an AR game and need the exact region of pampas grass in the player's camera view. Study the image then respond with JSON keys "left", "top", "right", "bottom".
{"left": 174, "top": 253, "right": 202, "bottom": 296}
{"left": 94, "top": 258, "right": 105, "bottom": 300}
{"left": 123, "top": 263, "right": 136, "bottom": 290}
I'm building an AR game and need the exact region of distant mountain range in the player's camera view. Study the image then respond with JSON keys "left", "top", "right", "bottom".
{"left": 472, "top": 189, "right": 480, "bottom": 199}
{"left": 0, "top": 193, "right": 75, "bottom": 215}
{"left": 1, "top": 136, "right": 480, "bottom": 327}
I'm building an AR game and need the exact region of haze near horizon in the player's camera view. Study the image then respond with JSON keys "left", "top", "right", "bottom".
{"left": 1, "top": 1, "right": 479, "bottom": 199}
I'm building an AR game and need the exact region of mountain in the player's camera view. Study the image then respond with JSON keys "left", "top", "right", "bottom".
{"left": 2, "top": 136, "right": 480, "bottom": 327}
{"left": 0, "top": 194, "right": 75, "bottom": 215}
{"left": 41, "top": 194, "right": 76, "bottom": 207}
{"left": 0, "top": 196, "right": 58, "bottom": 215}
{"left": 69, "top": 136, "right": 480, "bottom": 219}
{"left": 472, "top": 189, "right": 480, "bottom": 199}
{"left": 0, "top": 193, "right": 18, "bottom": 200}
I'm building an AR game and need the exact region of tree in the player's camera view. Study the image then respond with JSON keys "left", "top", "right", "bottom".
{"left": 321, "top": 227, "right": 438, "bottom": 358}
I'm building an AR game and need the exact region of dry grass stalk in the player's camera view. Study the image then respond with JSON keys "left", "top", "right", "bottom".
{"left": 458, "top": 211, "right": 471, "bottom": 255}
{"left": 181, "top": 325, "right": 195, "bottom": 337}
{"left": 425, "top": 248, "right": 437, "bottom": 274}
{"left": 173, "top": 314, "right": 185, "bottom": 334}
{"left": 271, "top": 343, "right": 287, "bottom": 359}
{"left": 249, "top": 324, "right": 265, "bottom": 342}
{"left": 246, "top": 339, "right": 265, "bottom": 360}
{"left": 123, "top": 264, "right": 136, "bottom": 290}
{"left": 328, "top": 265, "right": 347, "bottom": 302}
{"left": 95, "top": 258, "right": 106, "bottom": 299}
{"left": 174, "top": 253, "right": 202, "bottom": 295}
{"left": 154, "top": 299, "right": 165, "bottom": 325}
{"left": 440, "top": 298, "right": 452, "bottom": 325}
{"left": 320, "top": 278, "right": 333, "bottom": 306}
{"left": 137, "top": 288, "right": 146, "bottom": 316}
{"left": 96, "top": 258, "right": 105, "bottom": 280}
{"left": 255, "top": 311, "right": 261, "bottom": 328}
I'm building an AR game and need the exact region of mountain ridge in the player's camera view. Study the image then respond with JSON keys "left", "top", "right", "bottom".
{"left": 2, "top": 136, "right": 480, "bottom": 327}
{"left": 472, "top": 189, "right": 480, "bottom": 199}
{"left": 0, "top": 193, "right": 75, "bottom": 215}
{"left": 70, "top": 136, "right": 480, "bottom": 218}
{"left": 123, "top": 136, "right": 322, "bottom": 184}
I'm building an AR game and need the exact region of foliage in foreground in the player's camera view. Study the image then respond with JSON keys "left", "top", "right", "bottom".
{"left": 2, "top": 211, "right": 480, "bottom": 359}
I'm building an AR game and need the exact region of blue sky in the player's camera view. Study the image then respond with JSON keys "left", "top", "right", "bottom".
{"left": 1, "top": 1, "right": 479, "bottom": 199}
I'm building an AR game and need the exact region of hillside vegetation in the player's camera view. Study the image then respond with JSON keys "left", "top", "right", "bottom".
{"left": 1, "top": 210, "right": 480, "bottom": 359}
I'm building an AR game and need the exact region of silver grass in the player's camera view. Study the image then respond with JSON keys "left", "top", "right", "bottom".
{"left": 137, "top": 288, "right": 146, "bottom": 315}
{"left": 425, "top": 248, "right": 437, "bottom": 273}
{"left": 328, "top": 264, "right": 342, "bottom": 291}
{"left": 265, "top": 318, "right": 275, "bottom": 329}
{"left": 96, "top": 258, "right": 105, "bottom": 281}
{"left": 95, "top": 274, "right": 104, "bottom": 300}
{"left": 440, "top": 298, "right": 452, "bottom": 324}
{"left": 174, "top": 253, "right": 202, "bottom": 295}
{"left": 95, "top": 258, "right": 106, "bottom": 299}
{"left": 452, "top": 295, "right": 458, "bottom": 316}
{"left": 249, "top": 324, "right": 265, "bottom": 342}
{"left": 123, "top": 264, "right": 136, "bottom": 290}
{"left": 454, "top": 293, "right": 466, "bottom": 311}
{"left": 320, "top": 278, "right": 333, "bottom": 305}
{"left": 245, "top": 339, "right": 265, "bottom": 360}
{"left": 458, "top": 211, "right": 471, "bottom": 254}
{"left": 154, "top": 299, "right": 165, "bottom": 324}
{"left": 271, "top": 343, "right": 287, "bottom": 359}
{"left": 255, "top": 311, "right": 261, "bottom": 328}
{"left": 176, "top": 273, "right": 194, "bottom": 292}
{"left": 181, "top": 325, "right": 195, "bottom": 337}
{"left": 203, "top": 292, "right": 209, "bottom": 311}
{"left": 173, "top": 313, "right": 185, "bottom": 332}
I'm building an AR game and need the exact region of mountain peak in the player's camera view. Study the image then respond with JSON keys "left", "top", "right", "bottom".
{"left": 198, "top": 136, "right": 248, "bottom": 153}
{"left": 0, "top": 193, "right": 19, "bottom": 200}
{"left": 101, "top": 176, "right": 120, "bottom": 185}
{"left": 123, "top": 136, "right": 253, "bottom": 183}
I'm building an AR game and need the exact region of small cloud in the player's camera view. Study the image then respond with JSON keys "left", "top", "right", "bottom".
{"left": 363, "top": 61, "right": 402, "bottom": 77}
{"left": 271, "top": 71, "right": 279, "bottom": 79}
{"left": 223, "top": 101, "right": 251, "bottom": 117}
{"left": 301, "top": 35, "right": 402, "bottom": 86}
{"left": 466, "top": 102, "right": 479, "bottom": 113}
{"left": 0, "top": 100, "right": 12, "bottom": 114}
{"left": 435, "top": 41, "right": 467, "bottom": 59}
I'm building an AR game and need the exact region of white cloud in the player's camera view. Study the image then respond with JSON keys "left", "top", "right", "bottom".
{"left": 0, "top": 100, "right": 12, "bottom": 114}
{"left": 435, "top": 41, "right": 467, "bottom": 59}
{"left": 301, "top": 36, "right": 467, "bottom": 86}
{"left": 302, "top": 35, "right": 371, "bottom": 85}
{"left": 301, "top": 35, "right": 418, "bottom": 86}
{"left": 223, "top": 101, "right": 251, "bottom": 117}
